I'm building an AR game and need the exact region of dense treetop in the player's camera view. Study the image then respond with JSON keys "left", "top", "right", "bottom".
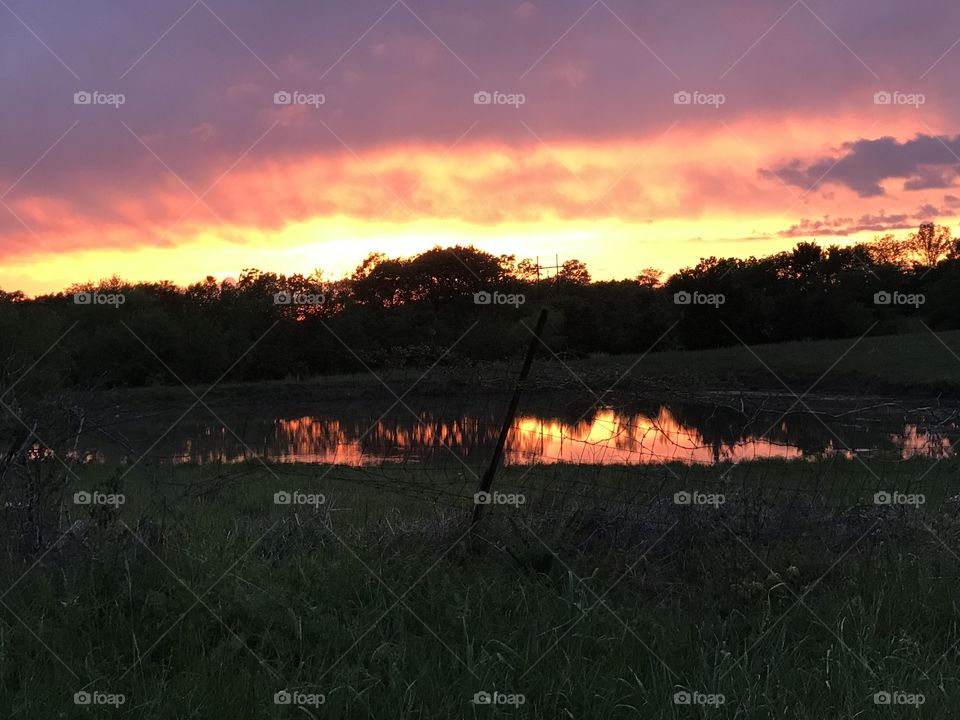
{"left": 2, "top": 224, "right": 958, "bottom": 389}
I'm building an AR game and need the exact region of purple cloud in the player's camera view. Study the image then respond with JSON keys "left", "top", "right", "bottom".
{"left": 766, "top": 135, "right": 960, "bottom": 197}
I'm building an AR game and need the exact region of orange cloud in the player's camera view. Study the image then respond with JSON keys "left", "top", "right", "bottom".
{"left": 2, "top": 113, "right": 956, "bottom": 295}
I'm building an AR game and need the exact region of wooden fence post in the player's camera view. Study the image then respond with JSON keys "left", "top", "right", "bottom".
{"left": 471, "top": 308, "right": 549, "bottom": 528}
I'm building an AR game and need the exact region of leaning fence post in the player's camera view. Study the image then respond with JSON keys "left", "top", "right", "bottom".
{"left": 471, "top": 307, "right": 549, "bottom": 529}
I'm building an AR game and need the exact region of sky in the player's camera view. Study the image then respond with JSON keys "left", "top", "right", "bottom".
{"left": 2, "top": 0, "right": 960, "bottom": 295}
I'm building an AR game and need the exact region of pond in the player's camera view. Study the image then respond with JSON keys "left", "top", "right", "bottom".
{"left": 73, "top": 396, "right": 957, "bottom": 467}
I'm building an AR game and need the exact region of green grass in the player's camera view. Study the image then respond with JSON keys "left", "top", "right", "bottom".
{"left": 2, "top": 457, "right": 960, "bottom": 718}
{"left": 586, "top": 328, "right": 960, "bottom": 394}
{"left": 89, "top": 329, "right": 960, "bottom": 410}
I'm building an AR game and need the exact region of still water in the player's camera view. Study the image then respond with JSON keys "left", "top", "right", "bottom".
{"left": 79, "top": 400, "right": 956, "bottom": 466}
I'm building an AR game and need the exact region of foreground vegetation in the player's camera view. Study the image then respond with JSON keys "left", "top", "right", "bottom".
{"left": 1, "top": 457, "right": 959, "bottom": 718}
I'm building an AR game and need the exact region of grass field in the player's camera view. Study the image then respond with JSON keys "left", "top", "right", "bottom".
{"left": 2, "top": 457, "right": 959, "bottom": 718}
{"left": 91, "top": 329, "right": 960, "bottom": 413}
{"left": 616, "top": 326, "right": 960, "bottom": 393}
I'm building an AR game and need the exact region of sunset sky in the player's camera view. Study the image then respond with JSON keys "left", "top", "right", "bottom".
{"left": 2, "top": 0, "right": 960, "bottom": 295}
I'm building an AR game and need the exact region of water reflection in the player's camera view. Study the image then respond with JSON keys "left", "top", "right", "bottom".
{"left": 892, "top": 425, "right": 954, "bottom": 459}
{"left": 506, "top": 408, "right": 803, "bottom": 465}
{"left": 76, "top": 402, "right": 957, "bottom": 467}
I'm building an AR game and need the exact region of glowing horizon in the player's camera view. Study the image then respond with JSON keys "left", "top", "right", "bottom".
{"left": 3, "top": 1, "right": 960, "bottom": 295}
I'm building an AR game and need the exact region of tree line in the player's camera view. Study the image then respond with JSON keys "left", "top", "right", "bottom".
{"left": 2, "top": 224, "right": 959, "bottom": 390}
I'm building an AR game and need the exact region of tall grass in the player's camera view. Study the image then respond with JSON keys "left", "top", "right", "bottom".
{"left": 1, "top": 458, "right": 958, "bottom": 718}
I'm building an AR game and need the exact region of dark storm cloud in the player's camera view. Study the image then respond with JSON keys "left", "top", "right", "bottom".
{"left": 766, "top": 135, "right": 960, "bottom": 197}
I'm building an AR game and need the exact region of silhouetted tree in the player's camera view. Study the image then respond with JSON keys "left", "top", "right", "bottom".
{"left": 907, "top": 223, "right": 953, "bottom": 267}
{"left": 558, "top": 259, "right": 591, "bottom": 284}
{"left": 636, "top": 268, "right": 663, "bottom": 287}
{"left": 2, "top": 232, "right": 958, "bottom": 388}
